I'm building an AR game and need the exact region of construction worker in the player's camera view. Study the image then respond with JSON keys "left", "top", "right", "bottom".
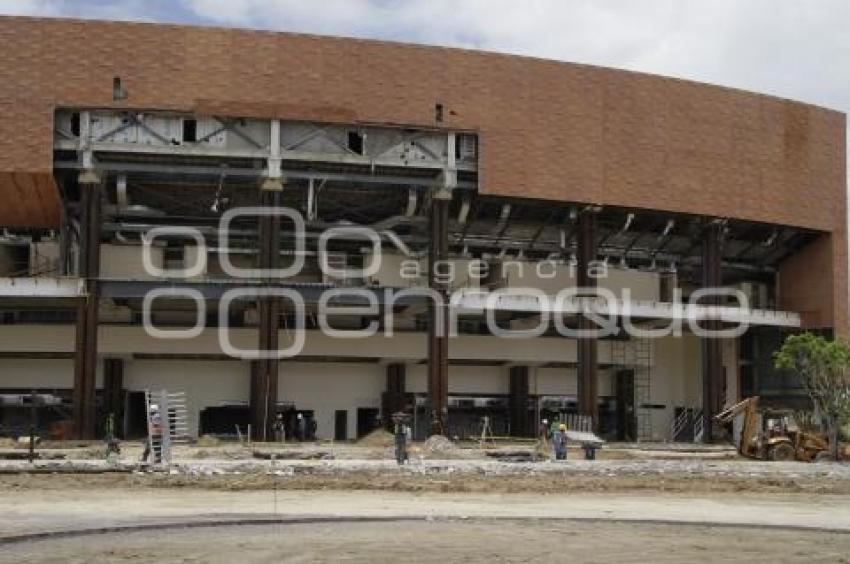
{"left": 553, "top": 423, "right": 568, "bottom": 460}
{"left": 104, "top": 412, "right": 121, "bottom": 459}
{"left": 142, "top": 404, "right": 162, "bottom": 464}
{"left": 296, "top": 412, "right": 306, "bottom": 442}
{"left": 392, "top": 412, "right": 410, "bottom": 465}
{"left": 549, "top": 414, "right": 561, "bottom": 441}
{"left": 272, "top": 413, "right": 285, "bottom": 442}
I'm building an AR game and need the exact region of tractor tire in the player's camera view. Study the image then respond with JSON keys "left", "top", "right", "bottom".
{"left": 768, "top": 443, "right": 796, "bottom": 462}
{"left": 814, "top": 451, "right": 833, "bottom": 463}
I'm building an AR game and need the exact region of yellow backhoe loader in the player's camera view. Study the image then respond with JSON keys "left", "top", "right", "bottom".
{"left": 715, "top": 396, "right": 846, "bottom": 462}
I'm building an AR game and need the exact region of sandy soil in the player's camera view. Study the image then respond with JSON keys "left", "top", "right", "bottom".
{"left": 2, "top": 519, "right": 848, "bottom": 563}
{"left": 3, "top": 463, "right": 850, "bottom": 495}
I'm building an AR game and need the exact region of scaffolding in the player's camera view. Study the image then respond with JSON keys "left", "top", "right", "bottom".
{"left": 144, "top": 389, "right": 190, "bottom": 465}
{"left": 610, "top": 337, "right": 653, "bottom": 441}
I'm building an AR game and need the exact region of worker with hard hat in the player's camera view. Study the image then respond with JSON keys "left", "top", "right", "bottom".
{"left": 552, "top": 423, "right": 568, "bottom": 460}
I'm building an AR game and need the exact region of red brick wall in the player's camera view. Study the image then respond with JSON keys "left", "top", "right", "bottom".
{"left": 0, "top": 17, "right": 845, "bottom": 329}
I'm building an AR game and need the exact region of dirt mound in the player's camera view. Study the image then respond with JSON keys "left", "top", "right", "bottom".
{"left": 195, "top": 435, "right": 221, "bottom": 447}
{"left": 357, "top": 429, "right": 395, "bottom": 448}
{"left": 421, "top": 435, "right": 460, "bottom": 454}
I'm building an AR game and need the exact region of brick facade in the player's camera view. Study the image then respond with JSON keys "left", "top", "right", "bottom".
{"left": 0, "top": 17, "right": 845, "bottom": 330}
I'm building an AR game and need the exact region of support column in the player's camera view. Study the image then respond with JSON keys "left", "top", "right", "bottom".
{"left": 102, "top": 358, "right": 124, "bottom": 438}
{"left": 72, "top": 172, "right": 101, "bottom": 439}
{"left": 427, "top": 193, "right": 450, "bottom": 436}
{"left": 252, "top": 186, "right": 281, "bottom": 441}
{"left": 509, "top": 365, "right": 531, "bottom": 437}
{"left": 700, "top": 221, "right": 724, "bottom": 443}
{"left": 383, "top": 363, "right": 407, "bottom": 430}
{"left": 576, "top": 209, "right": 599, "bottom": 430}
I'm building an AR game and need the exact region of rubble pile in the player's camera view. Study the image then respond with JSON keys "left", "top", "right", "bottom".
{"left": 356, "top": 429, "right": 395, "bottom": 448}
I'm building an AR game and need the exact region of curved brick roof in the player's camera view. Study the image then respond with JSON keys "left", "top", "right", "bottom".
{"left": 0, "top": 16, "right": 845, "bottom": 230}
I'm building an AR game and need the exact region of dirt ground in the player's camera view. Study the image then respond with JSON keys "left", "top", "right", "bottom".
{"left": 2, "top": 469, "right": 850, "bottom": 495}
{"left": 2, "top": 519, "right": 848, "bottom": 563}
{"left": 2, "top": 440, "right": 849, "bottom": 562}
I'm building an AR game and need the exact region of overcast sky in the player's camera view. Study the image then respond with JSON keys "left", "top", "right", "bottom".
{"left": 1, "top": 0, "right": 848, "bottom": 115}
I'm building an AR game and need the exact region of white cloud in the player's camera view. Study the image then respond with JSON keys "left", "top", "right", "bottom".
{"left": 0, "top": 0, "right": 60, "bottom": 16}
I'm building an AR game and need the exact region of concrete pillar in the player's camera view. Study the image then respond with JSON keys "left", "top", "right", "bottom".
{"left": 252, "top": 187, "right": 281, "bottom": 441}
{"left": 576, "top": 210, "right": 599, "bottom": 429}
{"left": 509, "top": 365, "right": 532, "bottom": 437}
{"left": 427, "top": 194, "right": 450, "bottom": 435}
{"left": 700, "top": 221, "right": 724, "bottom": 443}
{"left": 72, "top": 173, "right": 102, "bottom": 439}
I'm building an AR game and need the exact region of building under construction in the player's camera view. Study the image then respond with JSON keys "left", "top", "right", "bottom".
{"left": 0, "top": 17, "right": 846, "bottom": 443}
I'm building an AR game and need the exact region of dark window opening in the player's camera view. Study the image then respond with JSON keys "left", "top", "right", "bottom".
{"left": 334, "top": 410, "right": 348, "bottom": 441}
{"left": 112, "top": 76, "right": 125, "bottom": 101}
{"left": 70, "top": 113, "right": 80, "bottom": 137}
{"left": 435, "top": 103, "right": 444, "bottom": 122}
{"left": 456, "top": 134, "right": 478, "bottom": 161}
{"left": 164, "top": 245, "right": 185, "bottom": 268}
{"left": 182, "top": 119, "right": 197, "bottom": 143}
{"left": 347, "top": 131, "right": 364, "bottom": 155}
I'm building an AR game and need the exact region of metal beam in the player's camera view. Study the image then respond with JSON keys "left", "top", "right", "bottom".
{"left": 427, "top": 193, "right": 451, "bottom": 436}
{"left": 54, "top": 159, "right": 477, "bottom": 190}
{"left": 73, "top": 175, "right": 102, "bottom": 440}
{"left": 54, "top": 109, "right": 478, "bottom": 173}
{"left": 700, "top": 221, "right": 724, "bottom": 444}
{"left": 576, "top": 210, "right": 599, "bottom": 430}
{"left": 252, "top": 187, "right": 281, "bottom": 441}
{"left": 383, "top": 363, "right": 407, "bottom": 431}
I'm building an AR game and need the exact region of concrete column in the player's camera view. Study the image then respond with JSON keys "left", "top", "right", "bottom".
{"left": 576, "top": 210, "right": 599, "bottom": 429}
{"left": 427, "top": 193, "right": 450, "bottom": 435}
{"left": 700, "top": 221, "right": 724, "bottom": 443}
{"left": 72, "top": 173, "right": 101, "bottom": 439}
{"left": 252, "top": 187, "right": 281, "bottom": 441}
{"left": 509, "top": 365, "right": 532, "bottom": 437}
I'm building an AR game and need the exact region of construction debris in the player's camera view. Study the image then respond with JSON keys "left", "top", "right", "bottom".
{"left": 356, "top": 429, "right": 395, "bottom": 448}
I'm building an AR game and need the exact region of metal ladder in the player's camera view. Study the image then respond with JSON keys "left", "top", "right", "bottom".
{"left": 144, "top": 389, "right": 190, "bottom": 465}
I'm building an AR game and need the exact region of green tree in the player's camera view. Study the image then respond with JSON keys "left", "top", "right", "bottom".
{"left": 774, "top": 333, "right": 850, "bottom": 460}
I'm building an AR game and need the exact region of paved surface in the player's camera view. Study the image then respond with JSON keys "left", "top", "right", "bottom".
{"left": 3, "top": 519, "right": 849, "bottom": 563}
{"left": 2, "top": 487, "right": 849, "bottom": 539}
